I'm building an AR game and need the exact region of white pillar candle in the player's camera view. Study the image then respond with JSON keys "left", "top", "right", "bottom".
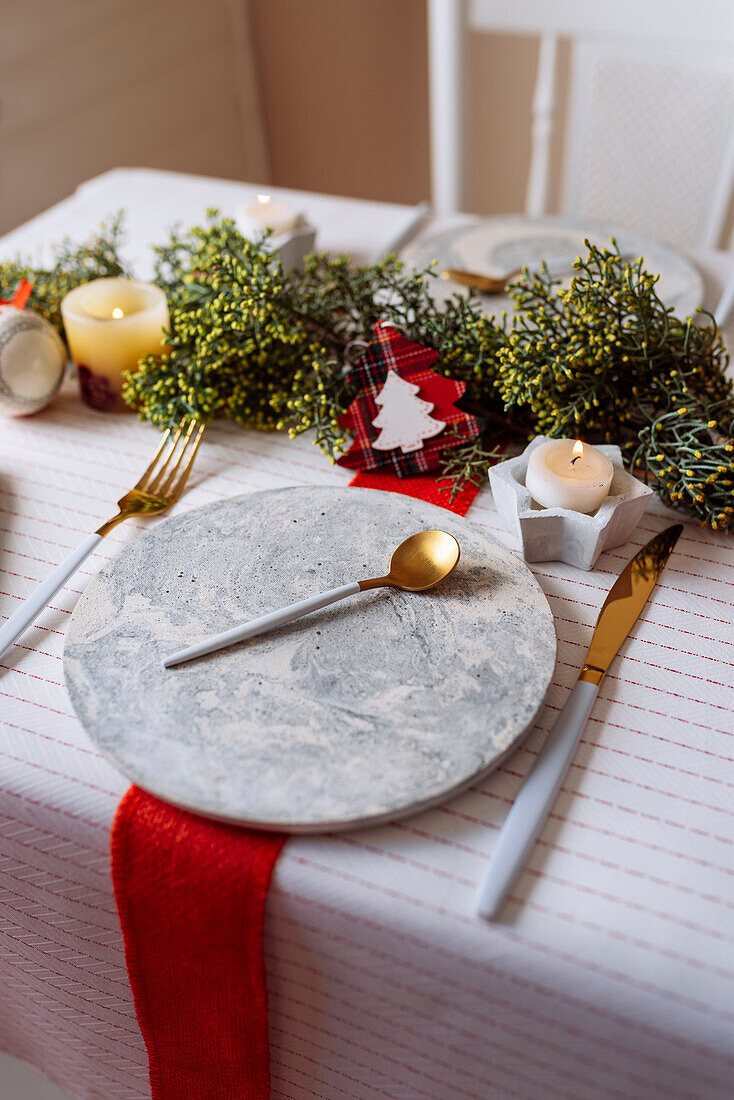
{"left": 61, "top": 278, "right": 169, "bottom": 411}
{"left": 239, "top": 193, "right": 301, "bottom": 237}
{"left": 525, "top": 439, "right": 614, "bottom": 513}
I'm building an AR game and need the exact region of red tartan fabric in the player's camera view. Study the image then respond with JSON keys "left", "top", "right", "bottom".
{"left": 111, "top": 787, "right": 285, "bottom": 1100}
{"left": 337, "top": 321, "right": 482, "bottom": 477}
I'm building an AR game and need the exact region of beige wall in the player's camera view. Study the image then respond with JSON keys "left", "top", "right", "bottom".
{"left": 250, "top": 0, "right": 430, "bottom": 205}
{"left": 0, "top": 0, "right": 269, "bottom": 235}
{"left": 1, "top": 0, "right": 547, "bottom": 236}
{"left": 249, "top": 0, "right": 546, "bottom": 216}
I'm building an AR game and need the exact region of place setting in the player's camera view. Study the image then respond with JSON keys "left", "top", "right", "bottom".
{"left": 1, "top": 207, "right": 719, "bottom": 872}
{"left": 1, "top": 172, "right": 733, "bottom": 1100}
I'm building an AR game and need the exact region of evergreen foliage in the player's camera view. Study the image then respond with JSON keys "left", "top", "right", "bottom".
{"left": 2, "top": 214, "right": 731, "bottom": 530}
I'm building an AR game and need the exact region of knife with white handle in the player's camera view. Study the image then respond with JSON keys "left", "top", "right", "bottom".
{"left": 476, "top": 523, "right": 683, "bottom": 921}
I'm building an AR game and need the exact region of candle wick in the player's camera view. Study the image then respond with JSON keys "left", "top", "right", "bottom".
{"left": 570, "top": 456, "right": 581, "bottom": 466}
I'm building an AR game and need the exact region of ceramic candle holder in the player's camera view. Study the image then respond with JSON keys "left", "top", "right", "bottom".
{"left": 237, "top": 207, "right": 317, "bottom": 273}
{"left": 489, "top": 436, "right": 654, "bottom": 570}
{"left": 269, "top": 222, "right": 317, "bottom": 273}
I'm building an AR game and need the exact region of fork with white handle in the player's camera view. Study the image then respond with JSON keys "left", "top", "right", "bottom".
{"left": 0, "top": 418, "right": 205, "bottom": 662}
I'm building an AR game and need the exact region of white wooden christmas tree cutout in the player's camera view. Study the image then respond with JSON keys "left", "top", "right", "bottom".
{"left": 371, "top": 370, "right": 446, "bottom": 453}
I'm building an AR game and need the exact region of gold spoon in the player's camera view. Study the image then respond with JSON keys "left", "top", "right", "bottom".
{"left": 163, "top": 529, "right": 461, "bottom": 668}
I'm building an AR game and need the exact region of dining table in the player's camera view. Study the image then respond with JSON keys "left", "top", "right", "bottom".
{"left": 1, "top": 167, "right": 733, "bottom": 1100}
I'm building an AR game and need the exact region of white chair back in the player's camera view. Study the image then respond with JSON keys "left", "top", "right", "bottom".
{"left": 428, "top": 0, "right": 734, "bottom": 248}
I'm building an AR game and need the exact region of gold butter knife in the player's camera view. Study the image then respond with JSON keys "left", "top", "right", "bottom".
{"left": 442, "top": 252, "right": 635, "bottom": 295}
{"left": 476, "top": 524, "right": 683, "bottom": 920}
{"left": 440, "top": 267, "right": 522, "bottom": 293}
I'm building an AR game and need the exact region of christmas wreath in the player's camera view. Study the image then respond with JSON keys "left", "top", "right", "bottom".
{"left": 1, "top": 211, "right": 732, "bottom": 531}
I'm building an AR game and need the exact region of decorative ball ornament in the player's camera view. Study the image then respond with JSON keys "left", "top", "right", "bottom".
{"left": 0, "top": 282, "right": 66, "bottom": 417}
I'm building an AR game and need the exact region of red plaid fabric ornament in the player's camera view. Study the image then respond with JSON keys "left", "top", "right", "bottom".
{"left": 336, "top": 321, "right": 482, "bottom": 478}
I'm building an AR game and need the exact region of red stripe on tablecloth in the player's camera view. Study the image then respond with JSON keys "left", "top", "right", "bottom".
{"left": 574, "top": 733, "right": 734, "bottom": 784}
{"left": 2, "top": 717, "right": 101, "bottom": 754}
{"left": 338, "top": 826, "right": 734, "bottom": 944}
{"left": 271, "top": 894, "right": 734, "bottom": 1072}
{"left": 0, "top": 748, "right": 120, "bottom": 796}
{"left": 442, "top": 798, "right": 734, "bottom": 880}
{"left": 3, "top": 786, "right": 110, "bottom": 833}
{"left": 336, "top": 832, "right": 734, "bottom": 941}
{"left": 268, "top": 964, "right": 689, "bottom": 1100}
{"left": 393, "top": 818, "right": 734, "bottom": 908}
{"left": 287, "top": 850, "right": 734, "bottom": 982}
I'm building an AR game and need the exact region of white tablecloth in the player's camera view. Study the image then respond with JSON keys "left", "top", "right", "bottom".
{"left": 1, "top": 169, "right": 733, "bottom": 1100}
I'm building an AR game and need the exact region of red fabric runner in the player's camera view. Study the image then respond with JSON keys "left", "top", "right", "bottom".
{"left": 111, "top": 788, "right": 285, "bottom": 1099}
{"left": 111, "top": 471, "right": 477, "bottom": 1099}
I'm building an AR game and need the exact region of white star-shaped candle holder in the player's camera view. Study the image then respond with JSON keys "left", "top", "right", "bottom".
{"left": 489, "top": 437, "right": 654, "bottom": 570}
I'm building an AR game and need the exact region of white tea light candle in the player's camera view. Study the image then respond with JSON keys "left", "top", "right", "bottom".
{"left": 61, "top": 278, "right": 169, "bottom": 410}
{"left": 240, "top": 193, "right": 301, "bottom": 237}
{"left": 525, "top": 438, "right": 614, "bottom": 513}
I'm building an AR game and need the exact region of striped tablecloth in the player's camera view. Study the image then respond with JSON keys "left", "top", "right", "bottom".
{"left": 1, "top": 170, "right": 733, "bottom": 1100}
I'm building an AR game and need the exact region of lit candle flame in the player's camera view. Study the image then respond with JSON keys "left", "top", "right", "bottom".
{"left": 112, "top": 307, "right": 124, "bottom": 319}
{"left": 256, "top": 194, "right": 272, "bottom": 206}
{"left": 571, "top": 439, "right": 584, "bottom": 466}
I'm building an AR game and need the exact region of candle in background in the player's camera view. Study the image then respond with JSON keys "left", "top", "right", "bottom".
{"left": 525, "top": 438, "right": 614, "bottom": 513}
{"left": 239, "top": 193, "right": 302, "bottom": 237}
{"left": 61, "top": 278, "right": 169, "bottom": 411}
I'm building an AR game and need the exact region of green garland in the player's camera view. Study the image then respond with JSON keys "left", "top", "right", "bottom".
{"left": 499, "top": 245, "right": 733, "bottom": 530}
{"left": 122, "top": 212, "right": 507, "bottom": 458}
{"left": 0, "top": 214, "right": 129, "bottom": 344}
{"left": 1, "top": 213, "right": 732, "bottom": 531}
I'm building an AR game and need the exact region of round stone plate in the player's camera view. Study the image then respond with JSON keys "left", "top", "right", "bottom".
{"left": 64, "top": 487, "right": 556, "bottom": 832}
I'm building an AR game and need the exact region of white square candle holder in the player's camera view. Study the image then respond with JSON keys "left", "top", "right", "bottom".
{"left": 236, "top": 207, "right": 316, "bottom": 273}
{"left": 269, "top": 221, "right": 317, "bottom": 273}
{"left": 489, "top": 436, "right": 654, "bottom": 570}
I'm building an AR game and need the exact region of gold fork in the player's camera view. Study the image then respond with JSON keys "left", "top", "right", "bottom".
{"left": 0, "top": 418, "right": 205, "bottom": 662}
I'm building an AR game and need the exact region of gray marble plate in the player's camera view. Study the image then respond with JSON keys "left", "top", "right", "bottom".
{"left": 64, "top": 487, "right": 556, "bottom": 832}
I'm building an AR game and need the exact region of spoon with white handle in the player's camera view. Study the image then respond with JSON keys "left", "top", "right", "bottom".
{"left": 163, "top": 529, "right": 460, "bottom": 668}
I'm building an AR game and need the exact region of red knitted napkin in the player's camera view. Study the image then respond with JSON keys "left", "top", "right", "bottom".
{"left": 110, "top": 472, "right": 478, "bottom": 1099}
{"left": 111, "top": 788, "right": 285, "bottom": 1099}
